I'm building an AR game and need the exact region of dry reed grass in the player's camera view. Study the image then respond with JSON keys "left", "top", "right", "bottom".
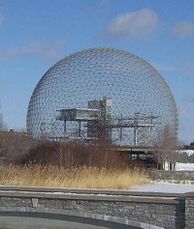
{"left": 0, "top": 165, "right": 149, "bottom": 189}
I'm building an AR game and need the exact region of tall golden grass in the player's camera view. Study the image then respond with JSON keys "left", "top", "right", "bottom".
{"left": 0, "top": 165, "right": 149, "bottom": 189}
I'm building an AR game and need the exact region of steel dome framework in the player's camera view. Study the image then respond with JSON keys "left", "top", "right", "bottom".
{"left": 26, "top": 48, "right": 178, "bottom": 146}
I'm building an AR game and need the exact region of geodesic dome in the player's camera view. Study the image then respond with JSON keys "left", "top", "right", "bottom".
{"left": 26, "top": 48, "right": 178, "bottom": 145}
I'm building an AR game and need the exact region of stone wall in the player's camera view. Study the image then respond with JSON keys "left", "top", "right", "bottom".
{"left": 185, "top": 192, "right": 194, "bottom": 229}
{"left": 149, "top": 169, "right": 194, "bottom": 184}
{"left": 0, "top": 187, "right": 192, "bottom": 229}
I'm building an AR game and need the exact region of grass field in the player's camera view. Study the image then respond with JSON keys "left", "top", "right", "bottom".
{"left": 0, "top": 165, "right": 149, "bottom": 189}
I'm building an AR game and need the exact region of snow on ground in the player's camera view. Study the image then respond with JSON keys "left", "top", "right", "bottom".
{"left": 176, "top": 162, "right": 194, "bottom": 171}
{"left": 131, "top": 183, "right": 194, "bottom": 193}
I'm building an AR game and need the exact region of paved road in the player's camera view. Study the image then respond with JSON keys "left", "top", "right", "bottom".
{"left": 0, "top": 216, "right": 109, "bottom": 229}
{"left": 0, "top": 216, "right": 138, "bottom": 229}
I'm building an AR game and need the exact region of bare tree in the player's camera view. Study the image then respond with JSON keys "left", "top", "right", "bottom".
{"left": 56, "top": 140, "right": 76, "bottom": 168}
{"left": 153, "top": 125, "right": 177, "bottom": 170}
{"left": 0, "top": 131, "right": 36, "bottom": 162}
{"left": 0, "top": 113, "right": 7, "bottom": 131}
{"left": 0, "top": 110, "right": 8, "bottom": 159}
